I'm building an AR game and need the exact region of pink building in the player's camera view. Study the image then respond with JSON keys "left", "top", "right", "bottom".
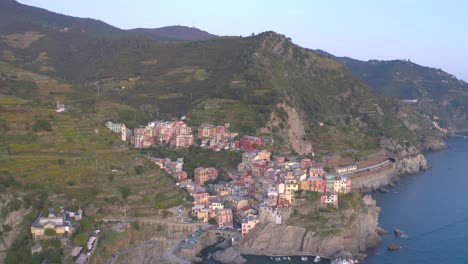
{"left": 192, "top": 192, "right": 209, "bottom": 207}
{"left": 320, "top": 194, "right": 338, "bottom": 206}
{"left": 216, "top": 209, "right": 233, "bottom": 229}
{"left": 242, "top": 215, "right": 260, "bottom": 236}
{"left": 175, "top": 171, "right": 188, "bottom": 181}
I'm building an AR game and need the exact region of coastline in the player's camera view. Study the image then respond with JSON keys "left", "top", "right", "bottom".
{"left": 200, "top": 140, "right": 453, "bottom": 263}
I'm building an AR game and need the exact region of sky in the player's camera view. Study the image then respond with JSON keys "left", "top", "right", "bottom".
{"left": 18, "top": 0, "right": 468, "bottom": 80}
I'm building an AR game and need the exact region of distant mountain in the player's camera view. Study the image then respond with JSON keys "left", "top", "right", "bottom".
{"left": 316, "top": 50, "right": 468, "bottom": 131}
{"left": 130, "top": 26, "right": 216, "bottom": 42}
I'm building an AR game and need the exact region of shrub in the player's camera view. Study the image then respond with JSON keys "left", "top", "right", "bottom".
{"left": 134, "top": 165, "right": 144, "bottom": 175}
{"left": 44, "top": 229, "right": 56, "bottom": 236}
{"left": 80, "top": 217, "right": 94, "bottom": 230}
{"left": 208, "top": 218, "right": 217, "bottom": 225}
{"left": 32, "top": 120, "right": 52, "bottom": 132}
{"left": 74, "top": 233, "right": 89, "bottom": 249}
{"left": 120, "top": 186, "right": 131, "bottom": 200}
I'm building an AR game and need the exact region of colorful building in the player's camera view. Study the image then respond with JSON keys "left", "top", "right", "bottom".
{"left": 242, "top": 215, "right": 260, "bottom": 236}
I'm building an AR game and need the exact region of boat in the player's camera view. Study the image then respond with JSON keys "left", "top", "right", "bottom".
{"left": 314, "top": 255, "right": 321, "bottom": 262}
{"left": 288, "top": 256, "right": 291, "bottom": 261}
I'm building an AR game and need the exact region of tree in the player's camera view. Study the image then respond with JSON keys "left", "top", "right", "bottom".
{"left": 80, "top": 217, "right": 94, "bottom": 230}
{"left": 120, "top": 186, "right": 131, "bottom": 200}
{"left": 74, "top": 233, "right": 89, "bottom": 249}
{"left": 44, "top": 229, "right": 56, "bottom": 237}
{"left": 134, "top": 165, "right": 144, "bottom": 175}
{"left": 208, "top": 218, "right": 217, "bottom": 225}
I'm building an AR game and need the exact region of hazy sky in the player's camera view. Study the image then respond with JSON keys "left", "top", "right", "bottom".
{"left": 18, "top": 0, "right": 468, "bottom": 80}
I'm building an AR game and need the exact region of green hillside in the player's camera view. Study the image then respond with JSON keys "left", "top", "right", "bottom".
{"left": 321, "top": 53, "right": 468, "bottom": 131}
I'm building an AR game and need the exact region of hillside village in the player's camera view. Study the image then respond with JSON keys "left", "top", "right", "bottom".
{"left": 104, "top": 119, "right": 356, "bottom": 237}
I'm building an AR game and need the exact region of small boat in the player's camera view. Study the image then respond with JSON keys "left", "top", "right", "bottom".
{"left": 314, "top": 256, "right": 321, "bottom": 262}
{"left": 305, "top": 257, "right": 308, "bottom": 261}
{"left": 288, "top": 257, "right": 291, "bottom": 261}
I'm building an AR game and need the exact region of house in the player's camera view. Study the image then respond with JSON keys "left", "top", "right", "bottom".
{"left": 325, "top": 175, "right": 336, "bottom": 193}
{"left": 216, "top": 209, "right": 233, "bottom": 229}
{"left": 194, "top": 167, "right": 219, "bottom": 185}
{"left": 301, "top": 176, "right": 325, "bottom": 192}
{"left": 309, "top": 166, "right": 325, "bottom": 177}
{"left": 242, "top": 215, "right": 260, "bottom": 236}
{"left": 321, "top": 194, "right": 338, "bottom": 206}
{"left": 121, "top": 124, "right": 131, "bottom": 141}
{"left": 174, "top": 171, "right": 188, "bottom": 181}
{"left": 334, "top": 175, "right": 351, "bottom": 194}
{"left": 192, "top": 192, "right": 209, "bottom": 207}
{"left": 229, "top": 196, "right": 249, "bottom": 212}
{"left": 175, "top": 134, "right": 193, "bottom": 148}
{"left": 31, "top": 208, "right": 78, "bottom": 240}
{"left": 335, "top": 164, "right": 358, "bottom": 174}
{"left": 230, "top": 182, "right": 247, "bottom": 196}
{"left": 251, "top": 163, "right": 267, "bottom": 178}
{"left": 198, "top": 123, "right": 217, "bottom": 139}
{"left": 238, "top": 206, "right": 257, "bottom": 219}
{"left": 284, "top": 173, "right": 299, "bottom": 193}
{"left": 301, "top": 158, "right": 312, "bottom": 168}
{"left": 235, "top": 136, "right": 263, "bottom": 152}
{"left": 105, "top": 121, "right": 123, "bottom": 133}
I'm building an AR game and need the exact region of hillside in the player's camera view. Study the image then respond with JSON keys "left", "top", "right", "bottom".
{"left": 0, "top": 61, "right": 190, "bottom": 263}
{"left": 0, "top": 0, "right": 417, "bottom": 158}
{"left": 130, "top": 26, "right": 216, "bottom": 42}
{"left": 316, "top": 51, "right": 468, "bottom": 131}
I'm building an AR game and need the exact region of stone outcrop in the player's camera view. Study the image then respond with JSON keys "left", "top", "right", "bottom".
{"left": 420, "top": 137, "right": 447, "bottom": 152}
{"left": 237, "top": 195, "right": 381, "bottom": 259}
{"left": 396, "top": 153, "right": 429, "bottom": 176}
{"left": 212, "top": 247, "right": 247, "bottom": 264}
{"left": 262, "top": 102, "right": 313, "bottom": 155}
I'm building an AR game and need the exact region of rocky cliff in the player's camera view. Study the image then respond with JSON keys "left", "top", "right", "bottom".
{"left": 236, "top": 195, "right": 381, "bottom": 259}
{"left": 261, "top": 102, "right": 313, "bottom": 155}
{"left": 396, "top": 153, "right": 429, "bottom": 176}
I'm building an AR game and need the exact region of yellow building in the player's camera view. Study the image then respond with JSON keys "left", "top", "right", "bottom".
{"left": 31, "top": 209, "right": 80, "bottom": 240}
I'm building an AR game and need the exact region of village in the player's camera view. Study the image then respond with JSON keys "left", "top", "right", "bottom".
{"left": 105, "top": 119, "right": 356, "bottom": 237}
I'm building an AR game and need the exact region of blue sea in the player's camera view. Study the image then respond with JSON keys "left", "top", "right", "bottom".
{"left": 365, "top": 135, "right": 468, "bottom": 264}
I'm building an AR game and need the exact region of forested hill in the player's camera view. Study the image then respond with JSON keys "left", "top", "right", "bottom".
{"left": 1, "top": 0, "right": 425, "bottom": 157}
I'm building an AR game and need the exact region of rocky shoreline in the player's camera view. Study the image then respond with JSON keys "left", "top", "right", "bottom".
{"left": 206, "top": 144, "right": 445, "bottom": 263}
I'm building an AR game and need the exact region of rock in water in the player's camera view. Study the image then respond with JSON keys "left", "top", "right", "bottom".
{"left": 212, "top": 247, "right": 246, "bottom": 264}
{"left": 387, "top": 243, "right": 401, "bottom": 251}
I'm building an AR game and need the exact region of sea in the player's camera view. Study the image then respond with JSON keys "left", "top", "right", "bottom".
{"left": 202, "top": 135, "right": 468, "bottom": 264}
{"left": 365, "top": 134, "right": 468, "bottom": 264}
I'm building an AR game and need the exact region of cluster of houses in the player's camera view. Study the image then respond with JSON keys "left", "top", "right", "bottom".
{"left": 151, "top": 148, "right": 353, "bottom": 237}
{"left": 105, "top": 119, "right": 355, "bottom": 237}
{"left": 105, "top": 120, "right": 269, "bottom": 153}
{"left": 198, "top": 123, "right": 238, "bottom": 151}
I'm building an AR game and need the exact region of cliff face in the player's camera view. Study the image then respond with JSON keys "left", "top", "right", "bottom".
{"left": 237, "top": 195, "right": 381, "bottom": 259}
{"left": 396, "top": 153, "right": 429, "bottom": 176}
{"left": 262, "top": 102, "right": 313, "bottom": 155}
